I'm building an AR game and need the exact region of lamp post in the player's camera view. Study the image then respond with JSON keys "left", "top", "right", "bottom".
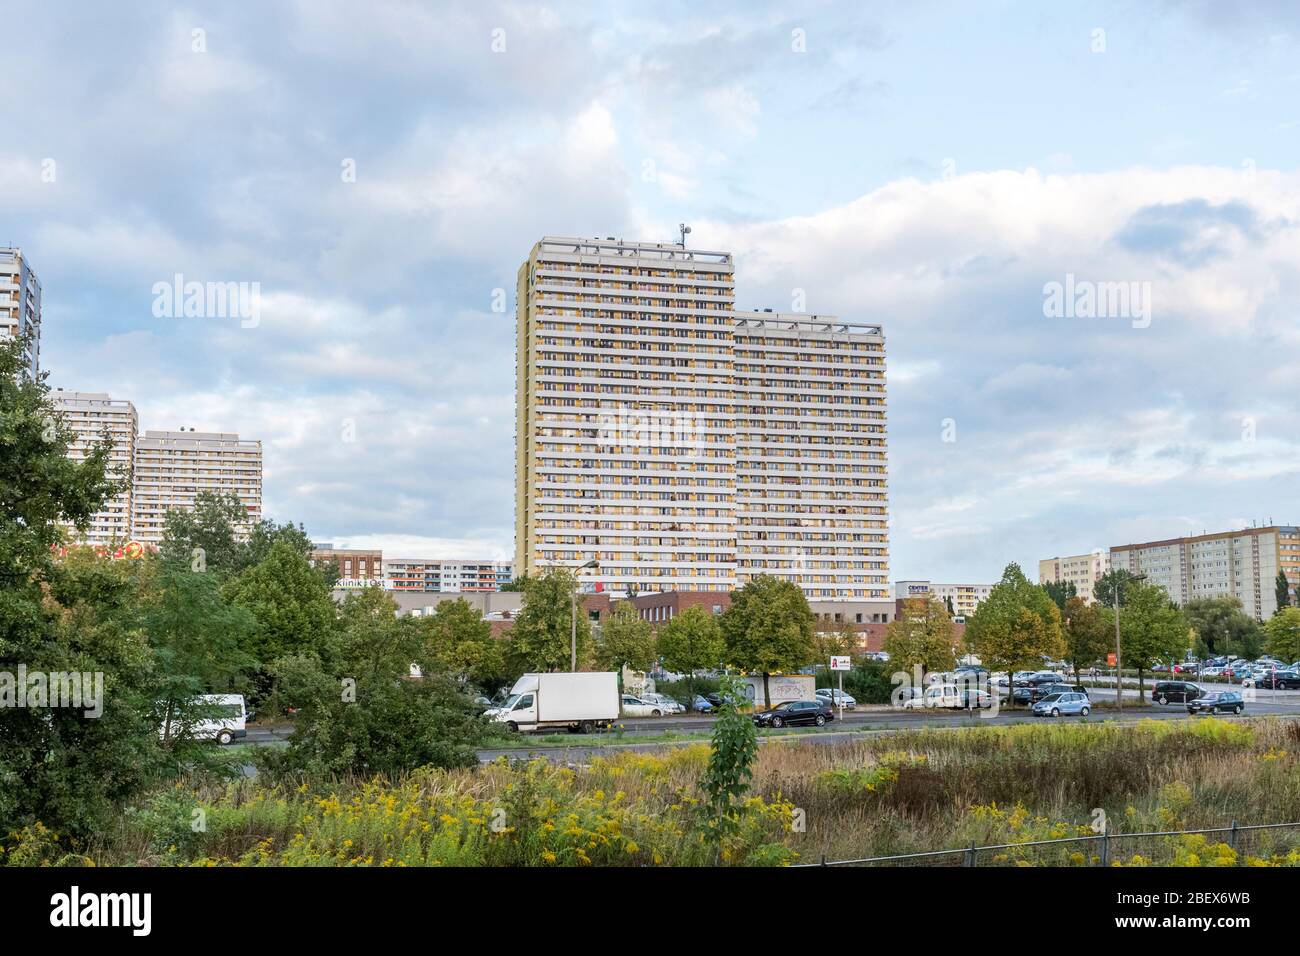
{"left": 570, "top": 558, "right": 600, "bottom": 671}
{"left": 1112, "top": 573, "right": 1146, "bottom": 711}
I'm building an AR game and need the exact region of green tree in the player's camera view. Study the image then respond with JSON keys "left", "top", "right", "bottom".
{"left": 1183, "top": 596, "right": 1262, "bottom": 660}
{"left": 222, "top": 540, "right": 339, "bottom": 676}
{"left": 1275, "top": 570, "right": 1292, "bottom": 613}
{"left": 1264, "top": 606, "right": 1300, "bottom": 662}
{"left": 1041, "top": 580, "right": 1077, "bottom": 614}
{"left": 594, "top": 600, "right": 656, "bottom": 674}
{"left": 720, "top": 575, "right": 816, "bottom": 710}
{"left": 883, "top": 598, "right": 956, "bottom": 677}
{"left": 259, "top": 587, "right": 492, "bottom": 778}
{"left": 1061, "top": 595, "right": 1109, "bottom": 681}
{"left": 655, "top": 605, "right": 724, "bottom": 711}
{"left": 506, "top": 566, "right": 590, "bottom": 673}
{"left": 1093, "top": 568, "right": 1139, "bottom": 609}
{"left": 0, "top": 333, "right": 161, "bottom": 843}
{"left": 1118, "top": 582, "right": 1189, "bottom": 702}
{"left": 159, "top": 491, "right": 248, "bottom": 577}
{"left": 965, "top": 563, "right": 1064, "bottom": 708}
{"left": 416, "top": 596, "right": 505, "bottom": 690}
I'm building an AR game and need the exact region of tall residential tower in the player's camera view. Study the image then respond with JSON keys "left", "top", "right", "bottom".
{"left": 514, "top": 235, "right": 890, "bottom": 607}
{"left": 1, "top": 248, "right": 41, "bottom": 378}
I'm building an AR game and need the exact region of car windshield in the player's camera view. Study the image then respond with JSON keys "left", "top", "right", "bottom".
{"left": 500, "top": 694, "right": 520, "bottom": 709}
{"left": 1039, "top": 694, "right": 1062, "bottom": 703}
{"left": 773, "top": 702, "right": 796, "bottom": 710}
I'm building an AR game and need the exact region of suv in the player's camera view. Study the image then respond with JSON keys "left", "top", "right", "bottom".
{"left": 1154, "top": 681, "right": 1202, "bottom": 704}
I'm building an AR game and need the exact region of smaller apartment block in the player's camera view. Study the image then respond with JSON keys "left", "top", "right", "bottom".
{"left": 312, "top": 546, "right": 384, "bottom": 586}
{"left": 131, "top": 429, "right": 262, "bottom": 543}
{"left": 894, "top": 580, "right": 994, "bottom": 618}
{"left": 52, "top": 390, "right": 138, "bottom": 545}
{"left": 383, "top": 558, "right": 513, "bottom": 593}
{"left": 1038, "top": 551, "right": 1110, "bottom": 603}
{"left": 1109, "top": 525, "right": 1297, "bottom": 620}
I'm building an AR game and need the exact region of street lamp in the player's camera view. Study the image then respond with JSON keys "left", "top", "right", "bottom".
{"left": 1113, "top": 573, "right": 1147, "bottom": 711}
{"left": 571, "top": 558, "right": 599, "bottom": 671}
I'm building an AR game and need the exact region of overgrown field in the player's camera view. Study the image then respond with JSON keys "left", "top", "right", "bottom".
{"left": 7, "top": 718, "right": 1300, "bottom": 867}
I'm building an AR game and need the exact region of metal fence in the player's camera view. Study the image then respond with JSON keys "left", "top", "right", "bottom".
{"left": 797, "top": 821, "right": 1300, "bottom": 867}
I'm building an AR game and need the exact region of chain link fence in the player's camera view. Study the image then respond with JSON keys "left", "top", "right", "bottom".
{"left": 798, "top": 822, "right": 1300, "bottom": 867}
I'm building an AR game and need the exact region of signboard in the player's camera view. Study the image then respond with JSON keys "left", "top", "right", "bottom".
{"left": 830, "top": 656, "right": 851, "bottom": 671}
{"left": 1107, "top": 653, "right": 1117, "bottom": 666}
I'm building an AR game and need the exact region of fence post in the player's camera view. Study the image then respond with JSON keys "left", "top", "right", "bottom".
{"left": 963, "top": 842, "right": 976, "bottom": 866}
{"left": 1228, "top": 821, "right": 1238, "bottom": 859}
{"left": 1099, "top": 830, "right": 1109, "bottom": 867}
{"left": 820, "top": 853, "right": 827, "bottom": 867}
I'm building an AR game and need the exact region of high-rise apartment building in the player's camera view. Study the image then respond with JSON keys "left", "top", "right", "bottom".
{"left": 131, "top": 429, "right": 262, "bottom": 543}
{"left": 52, "top": 390, "right": 138, "bottom": 545}
{"left": 514, "top": 235, "right": 890, "bottom": 606}
{"left": 733, "top": 312, "right": 889, "bottom": 600}
{"left": 1038, "top": 550, "right": 1110, "bottom": 603}
{"left": 1109, "top": 526, "right": 1296, "bottom": 620}
{"left": 1, "top": 248, "right": 42, "bottom": 378}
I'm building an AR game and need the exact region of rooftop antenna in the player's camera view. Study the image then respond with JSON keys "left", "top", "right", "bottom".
{"left": 678, "top": 223, "right": 691, "bottom": 248}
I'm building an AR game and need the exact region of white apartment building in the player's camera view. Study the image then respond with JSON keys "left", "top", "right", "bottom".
{"left": 51, "top": 390, "right": 138, "bottom": 545}
{"left": 514, "top": 235, "right": 891, "bottom": 606}
{"left": 734, "top": 311, "right": 889, "bottom": 601}
{"left": 383, "top": 558, "right": 513, "bottom": 593}
{"left": 1109, "top": 526, "right": 1293, "bottom": 620}
{"left": 1, "top": 248, "right": 41, "bottom": 378}
{"left": 131, "top": 429, "right": 262, "bottom": 543}
{"left": 1038, "top": 550, "right": 1110, "bottom": 603}
{"left": 894, "top": 580, "right": 994, "bottom": 618}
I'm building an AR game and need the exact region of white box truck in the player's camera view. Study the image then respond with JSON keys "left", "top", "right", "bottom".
{"left": 486, "top": 672, "right": 620, "bottom": 734}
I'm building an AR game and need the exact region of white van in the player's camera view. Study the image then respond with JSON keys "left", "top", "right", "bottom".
{"left": 160, "top": 694, "right": 248, "bottom": 745}
{"left": 902, "top": 683, "right": 963, "bottom": 709}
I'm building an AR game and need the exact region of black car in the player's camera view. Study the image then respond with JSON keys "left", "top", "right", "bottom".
{"left": 1187, "top": 691, "right": 1245, "bottom": 715}
{"left": 1253, "top": 670, "right": 1300, "bottom": 690}
{"left": 1030, "top": 682, "right": 1090, "bottom": 703}
{"left": 1154, "top": 681, "right": 1202, "bottom": 704}
{"left": 752, "top": 699, "right": 834, "bottom": 728}
{"left": 1014, "top": 671, "right": 1065, "bottom": 687}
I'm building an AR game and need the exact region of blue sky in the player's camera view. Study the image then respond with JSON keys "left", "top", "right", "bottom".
{"left": 3, "top": 1, "right": 1299, "bottom": 581}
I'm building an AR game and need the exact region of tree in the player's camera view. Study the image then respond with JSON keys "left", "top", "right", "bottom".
{"left": 883, "top": 598, "right": 955, "bottom": 677}
{"left": 1264, "top": 606, "right": 1300, "bottom": 662}
{"left": 720, "top": 575, "right": 816, "bottom": 710}
{"left": 1061, "top": 596, "right": 1109, "bottom": 681}
{"left": 1093, "top": 568, "right": 1139, "bottom": 609}
{"left": 594, "top": 600, "right": 656, "bottom": 675}
{"left": 1041, "top": 580, "right": 1077, "bottom": 614}
{"left": 0, "top": 333, "right": 163, "bottom": 844}
{"left": 416, "top": 596, "right": 504, "bottom": 690}
{"left": 698, "top": 673, "right": 758, "bottom": 848}
{"left": 1275, "top": 570, "right": 1292, "bottom": 614}
{"left": 222, "top": 540, "right": 339, "bottom": 680}
{"left": 965, "top": 563, "right": 1064, "bottom": 708}
{"left": 813, "top": 625, "right": 857, "bottom": 663}
{"left": 159, "top": 492, "right": 249, "bottom": 577}
{"left": 506, "top": 566, "right": 590, "bottom": 674}
{"left": 1118, "top": 582, "right": 1189, "bottom": 702}
{"left": 656, "top": 605, "right": 724, "bottom": 711}
{"left": 1183, "top": 596, "right": 1262, "bottom": 661}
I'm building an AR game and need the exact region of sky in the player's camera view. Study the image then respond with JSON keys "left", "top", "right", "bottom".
{"left": 3, "top": 0, "right": 1299, "bottom": 582}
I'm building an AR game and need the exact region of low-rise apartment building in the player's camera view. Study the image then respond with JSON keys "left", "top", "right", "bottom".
{"left": 1038, "top": 550, "right": 1110, "bottom": 603}
{"left": 893, "top": 580, "right": 993, "bottom": 618}
{"left": 382, "top": 558, "right": 513, "bottom": 592}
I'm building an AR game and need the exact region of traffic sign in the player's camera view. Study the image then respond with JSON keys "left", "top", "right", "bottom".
{"left": 830, "top": 656, "right": 851, "bottom": 671}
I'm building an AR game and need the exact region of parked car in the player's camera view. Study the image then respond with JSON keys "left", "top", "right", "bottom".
{"left": 1153, "top": 681, "right": 1203, "bottom": 704}
{"left": 1031, "top": 692, "right": 1091, "bottom": 717}
{"left": 752, "top": 699, "right": 834, "bottom": 728}
{"left": 704, "top": 693, "right": 726, "bottom": 710}
{"left": 1015, "top": 671, "right": 1065, "bottom": 687}
{"left": 691, "top": 695, "right": 715, "bottom": 713}
{"left": 1187, "top": 691, "right": 1245, "bottom": 716}
{"left": 1030, "top": 682, "right": 1090, "bottom": 703}
{"left": 641, "top": 693, "right": 684, "bottom": 714}
{"left": 959, "top": 688, "right": 995, "bottom": 710}
{"left": 896, "top": 686, "right": 926, "bottom": 708}
{"left": 815, "top": 688, "right": 858, "bottom": 710}
{"left": 1199, "top": 666, "right": 1225, "bottom": 678}
{"left": 160, "top": 693, "right": 249, "bottom": 745}
{"left": 620, "top": 695, "right": 664, "bottom": 717}
{"left": 1172, "top": 662, "right": 1199, "bottom": 674}
{"left": 1251, "top": 669, "right": 1300, "bottom": 690}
